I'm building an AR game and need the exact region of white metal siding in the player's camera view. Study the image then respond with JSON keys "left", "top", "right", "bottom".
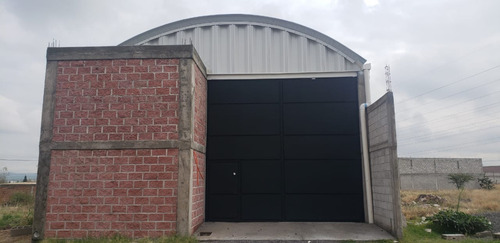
{"left": 141, "top": 23, "right": 361, "bottom": 74}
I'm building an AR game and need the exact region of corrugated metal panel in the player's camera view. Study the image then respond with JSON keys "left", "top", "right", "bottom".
{"left": 128, "top": 15, "right": 365, "bottom": 74}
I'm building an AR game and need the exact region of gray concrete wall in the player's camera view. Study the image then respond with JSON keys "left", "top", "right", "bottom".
{"left": 399, "top": 158, "right": 483, "bottom": 190}
{"left": 366, "top": 92, "right": 402, "bottom": 239}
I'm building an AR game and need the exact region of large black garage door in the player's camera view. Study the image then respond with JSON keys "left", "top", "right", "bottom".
{"left": 206, "top": 77, "right": 364, "bottom": 222}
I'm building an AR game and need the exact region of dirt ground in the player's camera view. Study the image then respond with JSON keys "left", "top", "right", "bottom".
{"left": 0, "top": 229, "right": 31, "bottom": 243}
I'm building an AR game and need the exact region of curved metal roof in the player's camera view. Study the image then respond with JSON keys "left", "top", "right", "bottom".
{"left": 120, "top": 14, "right": 366, "bottom": 74}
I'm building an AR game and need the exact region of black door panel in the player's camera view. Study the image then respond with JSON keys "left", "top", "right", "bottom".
{"left": 285, "top": 160, "right": 362, "bottom": 194}
{"left": 207, "top": 163, "right": 238, "bottom": 194}
{"left": 208, "top": 195, "right": 240, "bottom": 220}
{"left": 208, "top": 136, "right": 281, "bottom": 160}
{"left": 207, "top": 78, "right": 364, "bottom": 222}
{"left": 209, "top": 80, "right": 280, "bottom": 104}
{"left": 283, "top": 103, "right": 359, "bottom": 135}
{"left": 209, "top": 104, "right": 280, "bottom": 135}
{"left": 241, "top": 195, "right": 282, "bottom": 220}
{"left": 283, "top": 78, "right": 358, "bottom": 103}
{"left": 241, "top": 160, "right": 281, "bottom": 193}
{"left": 284, "top": 135, "right": 361, "bottom": 160}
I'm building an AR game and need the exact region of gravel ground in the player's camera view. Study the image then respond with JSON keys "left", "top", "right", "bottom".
{"left": 475, "top": 211, "right": 500, "bottom": 233}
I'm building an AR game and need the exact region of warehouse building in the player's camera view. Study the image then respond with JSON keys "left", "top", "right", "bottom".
{"left": 34, "top": 14, "right": 402, "bottom": 240}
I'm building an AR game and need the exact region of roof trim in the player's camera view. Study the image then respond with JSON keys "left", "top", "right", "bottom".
{"left": 119, "top": 14, "right": 366, "bottom": 65}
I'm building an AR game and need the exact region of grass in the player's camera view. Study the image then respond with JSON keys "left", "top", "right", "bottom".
{"left": 0, "top": 192, "right": 34, "bottom": 229}
{"left": 0, "top": 205, "right": 33, "bottom": 229}
{"left": 401, "top": 187, "right": 500, "bottom": 220}
{"left": 2, "top": 188, "right": 499, "bottom": 242}
{"left": 400, "top": 222, "right": 498, "bottom": 243}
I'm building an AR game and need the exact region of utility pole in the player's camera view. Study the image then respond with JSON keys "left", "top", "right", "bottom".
{"left": 385, "top": 65, "right": 392, "bottom": 92}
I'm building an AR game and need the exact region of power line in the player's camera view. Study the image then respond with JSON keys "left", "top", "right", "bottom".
{"left": 396, "top": 64, "right": 500, "bottom": 104}
{"left": 397, "top": 104, "right": 500, "bottom": 131}
{"left": 398, "top": 124, "right": 500, "bottom": 146}
{"left": 398, "top": 118, "right": 500, "bottom": 140}
{"left": 396, "top": 90, "right": 500, "bottom": 123}
{"left": 0, "top": 159, "right": 38, "bottom": 162}
{"left": 396, "top": 101, "right": 500, "bottom": 130}
{"left": 396, "top": 77, "right": 500, "bottom": 113}
{"left": 395, "top": 41, "right": 497, "bottom": 85}
{"left": 402, "top": 137, "right": 500, "bottom": 156}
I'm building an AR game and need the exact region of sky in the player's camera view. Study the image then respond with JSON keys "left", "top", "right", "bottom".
{"left": 0, "top": 0, "right": 499, "bottom": 173}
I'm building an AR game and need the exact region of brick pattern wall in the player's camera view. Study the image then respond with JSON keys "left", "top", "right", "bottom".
{"left": 399, "top": 158, "right": 483, "bottom": 190}
{"left": 45, "top": 149, "right": 178, "bottom": 238}
{"left": 191, "top": 65, "right": 207, "bottom": 233}
{"left": 53, "top": 59, "right": 179, "bottom": 142}
{"left": 44, "top": 57, "right": 187, "bottom": 238}
{"left": 191, "top": 151, "right": 205, "bottom": 233}
{"left": 193, "top": 67, "right": 207, "bottom": 147}
{"left": 367, "top": 92, "right": 402, "bottom": 239}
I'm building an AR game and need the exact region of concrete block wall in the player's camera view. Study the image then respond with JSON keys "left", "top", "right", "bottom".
{"left": 34, "top": 46, "right": 207, "bottom": 240}
{"left": 366, "top": 92, "right": 402, "bottom": 239}
{"left": 399, "top": 158, "right": 483, "bottom": 190}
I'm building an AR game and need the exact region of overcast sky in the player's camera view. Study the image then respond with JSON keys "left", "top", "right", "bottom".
{"left": 1, "top": 0, "right": 499, "bottom": 173}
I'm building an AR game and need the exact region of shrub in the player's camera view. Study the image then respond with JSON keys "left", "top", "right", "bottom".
{"left": 7, "top": 192, "right": 34, "bottom": 206}
{"left": 448, "top": 173, "right": 474, "bottom": 211}
{"left": 478, "top": 176, "right": 495, "bottom": 190}
{"left": 428, "top": 209, "right": 492, "bottom": 235}
{"left": 0, "top": 211, "right": 31, "bottom": 229}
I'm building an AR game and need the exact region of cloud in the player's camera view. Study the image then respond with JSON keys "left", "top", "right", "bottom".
{"left": 0, "top": 96, "right": 29, "bottom": 133}
{"left": 0, "top": 0, "right": 499, "bottom": 174}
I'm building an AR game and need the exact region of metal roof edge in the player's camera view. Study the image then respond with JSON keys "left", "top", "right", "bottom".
{"left": 119, "top": 14, "right": 366, "bottom": 65}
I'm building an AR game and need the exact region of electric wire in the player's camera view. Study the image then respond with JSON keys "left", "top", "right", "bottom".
{"left": 396, "top": 77, "right": 500, "bottom": 115}
{"left": 398, "top": 124, "right": 500, "bottom": 146}
{"left": 400, "top": 137, "right": 500, "bottom": 156}
{"left": 398, "top": 118, "right": 499, "bottom": 142}
{"left": 396, "top": 64, "right": 500, "bottom": 105}
{"left": 0, "top": 158, "right": 38, "bottom": 162}
{"left": 397, "top": 91, "right": 500, "bottom": 124}
{"left": 396, "top": 100, "right": 500, "bottom": 130}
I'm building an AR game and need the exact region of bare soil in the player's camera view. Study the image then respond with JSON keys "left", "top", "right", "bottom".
{"left": 0, "top": 229, "right": 31, "bottom": 243}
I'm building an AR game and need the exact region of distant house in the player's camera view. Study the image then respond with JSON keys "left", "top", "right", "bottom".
{"left": 484, "top": 166, "right": 500, "bottom": 183}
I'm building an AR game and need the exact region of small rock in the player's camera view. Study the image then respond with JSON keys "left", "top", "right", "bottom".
{"left": 416, "top": 194, "right": 446, "bottom": 204}
{"left": 442, "top": 234, "right": 465, "bottom": 240}
{"left": 493, "top": 232, "right": 500, "bottom": 239}
{"left": 425, "top": 228, "right": 432, "bottom": 233}
{"left": 473, "top": 231, "right": 491, "bottom": 238}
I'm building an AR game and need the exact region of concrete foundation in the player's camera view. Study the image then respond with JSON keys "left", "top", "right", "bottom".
{"left": 195, "top": 222, "right": 394, "bottom": 242}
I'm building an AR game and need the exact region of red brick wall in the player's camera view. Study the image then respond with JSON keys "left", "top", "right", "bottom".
{"left": 193, "top": 66, "right": 207, "bottom": 147}
{"left": 0, "top": 184, "right": 36, "bottom": 204}
{"left": 53, "top": 59, "right": 179, "bottom": 142}
{"left": 45, "top": 149, "right": 178, "bottom": 238}
{"left": 191, "top": 151, "right": 205, "bottom": 233}
{"left": 191, "top": 64, "right": 207, "bottom": 233}
{"left": 45, "top": 58, "right": 183, "bottom": 238}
